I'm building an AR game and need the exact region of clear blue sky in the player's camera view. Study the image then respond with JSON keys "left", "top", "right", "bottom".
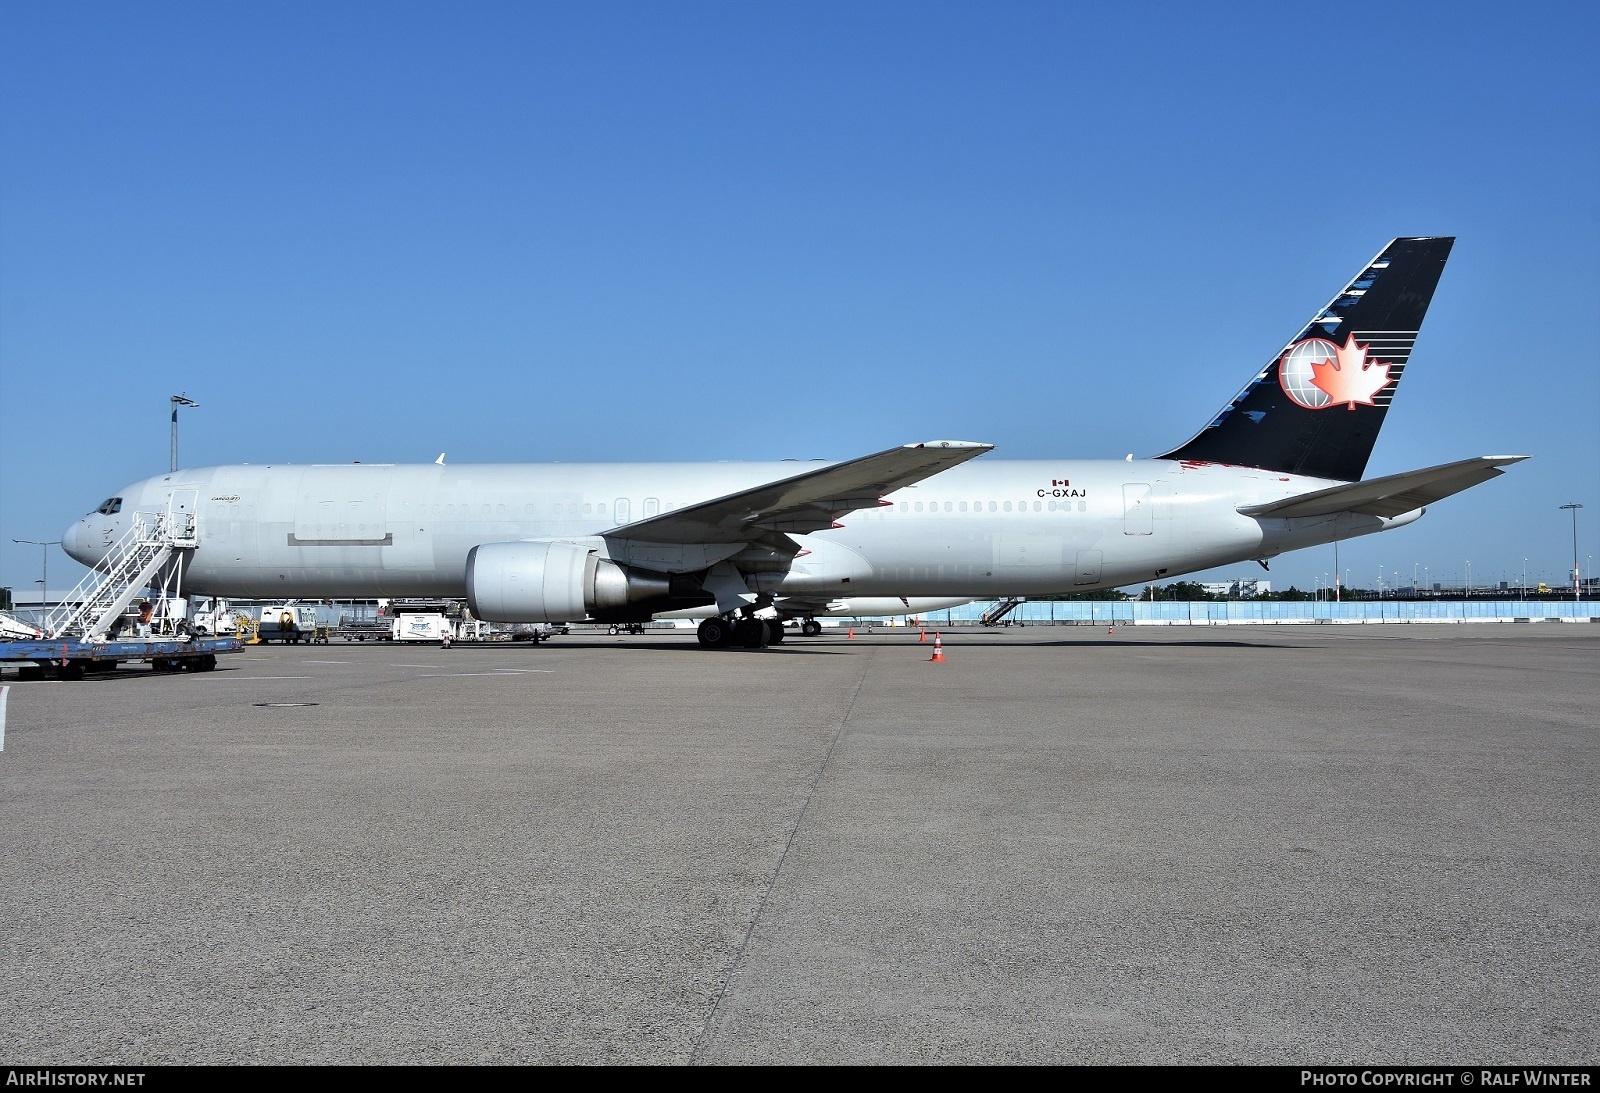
{"left": 3, "top": 2, "right": 1596, "bottom": 598}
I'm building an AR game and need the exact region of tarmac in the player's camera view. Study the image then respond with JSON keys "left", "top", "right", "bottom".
{"left": 1, "top": 624, "right": 1596, "bottom": 1064}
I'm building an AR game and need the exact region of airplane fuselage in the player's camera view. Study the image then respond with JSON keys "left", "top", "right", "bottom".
{"left": 65, "top": 458, "right": 1419, "bottom": 601}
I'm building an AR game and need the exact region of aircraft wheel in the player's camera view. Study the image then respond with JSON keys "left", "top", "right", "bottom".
{"left": 800, "top": 619, "right": 822, "bottom": 637}
{"left": 697, "top": 617, "right": 734, "bottom": 648}
{"left": 737, "top": 618, "right": 771, "bottom": 650}
{"left": 766, "top": 622, "right": 785, "bottom": 644}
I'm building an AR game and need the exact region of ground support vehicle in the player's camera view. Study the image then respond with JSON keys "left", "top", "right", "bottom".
{"left": 0, "top": 635, "right": 244, "bottom": 681}
{"left": 392, "top": 613, "right": 453, "bottom": 642}
{"left": 256, "top": 605, "right": 320, "bottom": 644}
{"left": 337, "top": 617, "right": 392, "bottom": 642}
{"left": 508, "top": 623, "right": 566, "bottom": 642}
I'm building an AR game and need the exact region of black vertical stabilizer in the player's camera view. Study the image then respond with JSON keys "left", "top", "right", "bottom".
{"left": 1158, "top": 237, "right": 1454, "bottom": 481}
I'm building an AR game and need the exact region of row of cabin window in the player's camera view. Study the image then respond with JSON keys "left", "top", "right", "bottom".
{"left": 427, "top": 499, "right": 1090, "bottom": 518}
{"left": 898, "top": 499, "right": 1088, "bottom": 513}
{"left": 432, "top": 502, "right": 672, "bottom": 517}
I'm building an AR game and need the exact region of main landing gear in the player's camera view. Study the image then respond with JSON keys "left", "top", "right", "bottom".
{"left": 696, "top": 617, "right": 735, "bottom": 648}
{"left": 697, "top": 616, "right": 787, "bottom": 650}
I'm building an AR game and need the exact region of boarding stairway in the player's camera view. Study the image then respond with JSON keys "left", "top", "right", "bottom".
{"left": 980, "top": 596, "right": 1026, "bottom": 627}
{"left": 40, "top": 497, "right": 198, "bottom": 641}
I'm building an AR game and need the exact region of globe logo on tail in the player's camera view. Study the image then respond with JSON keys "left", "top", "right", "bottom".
{"left": 1278, "top": 334, "right": 1393, "bottom": 410}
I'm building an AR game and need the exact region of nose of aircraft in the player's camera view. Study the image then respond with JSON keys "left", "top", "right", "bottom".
{"left": 62, "top": 519, "right": 93, "bottom": 566}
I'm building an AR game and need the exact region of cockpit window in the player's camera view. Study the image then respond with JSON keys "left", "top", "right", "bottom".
{"left": 94, "top": 498, "right": 122, "bottom": 515}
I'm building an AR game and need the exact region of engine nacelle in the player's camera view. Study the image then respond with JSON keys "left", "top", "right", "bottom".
{"left": 465, "top": 540, "right": 670, "bottom": 622}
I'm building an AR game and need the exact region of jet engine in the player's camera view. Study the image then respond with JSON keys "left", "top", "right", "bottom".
{"left": 466, "top": 541, "right": 671, "bottom": 622}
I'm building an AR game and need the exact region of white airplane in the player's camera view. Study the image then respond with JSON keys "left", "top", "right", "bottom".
{"left": 64, "top": 237, "right": 1524, "bottom": 649}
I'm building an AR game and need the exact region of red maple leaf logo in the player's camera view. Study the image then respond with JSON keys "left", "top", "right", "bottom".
{"left": 1309, "top": 334, "right": 1391, "bottom": 409}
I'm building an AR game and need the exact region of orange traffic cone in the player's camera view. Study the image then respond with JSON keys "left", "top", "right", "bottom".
{"left": 847, "top": 628, "right": 855, "bottom": 640}
{"left": 1107, "top": 625, "right": 1115, "bottom": 636}
{"left": 919, "top": 629, "right": 926, "bottom": 643}
{"left": 929, "top": 635, "right": 945, "bottom": 662}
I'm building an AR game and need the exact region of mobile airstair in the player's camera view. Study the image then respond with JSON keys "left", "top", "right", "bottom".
{"left": 1, "top": 491, "right": 243, "bottom": 680}
{"left": 41, "top": 494, "right": 198, "bottom": 640}
{"left": 980, "top": 597, "right": 1027, "bottom": 626}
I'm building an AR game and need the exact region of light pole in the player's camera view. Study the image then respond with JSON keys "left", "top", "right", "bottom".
{"left": 1523, "top": 558, "right": 1528, "bottom": 598}
{"left": 1465, "top": 560, "right": 1471, "bottom": 597}
{"left": 12, "top": 538, "right": 60, "bottom": 626}
{"left": 170, "top": 393, "right": 199, "bottom": 472}
{"left": 1560, "top": 503, "right": 1583, "bottom": 603}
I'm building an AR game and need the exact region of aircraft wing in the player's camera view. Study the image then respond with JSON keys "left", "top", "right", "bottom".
{"left": 1237, "top": 455, "right": 1528, "bottom": 520}
{"left": 609, "top": 440, "right": 994, "bottom": 545}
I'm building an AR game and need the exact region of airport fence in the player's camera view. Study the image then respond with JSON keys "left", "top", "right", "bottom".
{"left": 922, "top": 600, "right": 1600, "bottom": 626}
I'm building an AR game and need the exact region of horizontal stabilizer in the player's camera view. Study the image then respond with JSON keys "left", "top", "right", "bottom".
{"left": 609, "top": 440, "right": 994, "bottom": 545}
{"left": 1238, "top": 456, "right": 1528, "bottom": 520}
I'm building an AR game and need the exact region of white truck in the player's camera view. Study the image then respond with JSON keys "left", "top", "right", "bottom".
{"left": 258, "top": 604, "right": 320, "bottom": 644}
{"left": 189, "top": 598, "right": 253, "bottom": 637}
{"left": 392, "top": 612, "right": 453, "bottom": 642}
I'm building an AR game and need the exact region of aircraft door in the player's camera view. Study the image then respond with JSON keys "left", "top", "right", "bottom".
{"left": 1123, "top": 483, "right": 1153, "bottom": 535}
{"left": 168, "top": 489, "right": 199, "bottom": 539}
{"left": 614, "top": 498, "right": 630, "bottom": 526}
{"left": 1074, "top": 550, "right": 1103, "bottom": 586}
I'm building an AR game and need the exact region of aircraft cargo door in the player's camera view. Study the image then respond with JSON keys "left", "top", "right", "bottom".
{"left": 1074, "top": 550, "right": 1102, "bottom": 586}
{"left": 1123, "top": 483, "right": 1153, "bottom": 535}
{"left": 293, "top": 467, "right": 391, "bottom": 544}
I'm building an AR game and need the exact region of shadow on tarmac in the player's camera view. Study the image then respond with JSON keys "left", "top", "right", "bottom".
{"left": 538, "top": 637, "right": 1298, "bottom": 652}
